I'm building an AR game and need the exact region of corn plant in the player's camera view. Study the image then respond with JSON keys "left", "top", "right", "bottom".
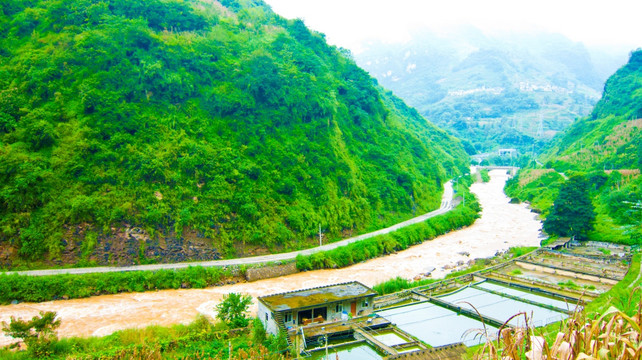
{"left": 475, "top": 292, "right": 641, "bottom": 359}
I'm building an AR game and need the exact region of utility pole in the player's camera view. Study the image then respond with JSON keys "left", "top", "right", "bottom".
{"left": 325, "top": 334, "right": 329, "bottom": 360}
{"left": 319, "top": 224, "right": 323, "bottom": 246}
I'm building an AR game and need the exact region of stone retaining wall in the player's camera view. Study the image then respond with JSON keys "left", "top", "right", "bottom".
{"left": 245, "top": 262, "right": 298, "bottom": 282}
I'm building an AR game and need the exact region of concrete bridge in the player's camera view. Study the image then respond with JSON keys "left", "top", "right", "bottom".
{"left": 474, "top": 166, "right": 519, "bottom": 176}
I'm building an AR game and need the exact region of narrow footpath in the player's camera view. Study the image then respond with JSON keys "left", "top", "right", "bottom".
{"left": 8, "top": 182, "right": 454, "bottom": 276}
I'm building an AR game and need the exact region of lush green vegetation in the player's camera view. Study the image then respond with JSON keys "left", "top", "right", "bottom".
{"left": 0, "top": 314, "right": 288, "bottom": 359}
{"left": 0, "top": 266, "right": 229, "bottom": 304}
{"left": 0, "top": 175, "right": 481, "bottom": 305}
{"left": 372, "top": 276, "right": 437, "bottom": 295}
{"left": 543, "top": 49, "right": 642, "bottom": 172}
{"left": 506, "top": 50, "right": 642, "bottom": 244}
{"left": 508, "top": 169, "right": 641, "bottom": 244}
{"left": 295, "top": 175, "right": 481, "bottom": 271}
{"left": 0, "top": 0, "right": 468, "bottom": 265}
{"left": 2, "top": 311, "right": 60, "bottom": 358}
{"left": 542, "top": 175, "right": 596, "bottom": 239}
{"left": 216, "top": 292, "right": 252, "bottom": 329}
{"left": 504, "top": 169, "right": 563, "bottom": 216}
{"left": 479, "top": 169, "right": 490, "bottom": 182}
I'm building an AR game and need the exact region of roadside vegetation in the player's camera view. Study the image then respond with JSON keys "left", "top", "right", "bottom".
{"left": 295, "top": 175, "right": 481, "bottom": 271}
{"left": 0, "top": 266, "right": 230, "bottom": 304}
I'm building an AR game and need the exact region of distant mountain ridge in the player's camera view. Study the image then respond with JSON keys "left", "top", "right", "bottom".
{"left": 0, "top": 0, "right": 468, "bottom": 266}
{"left": 355, "top": 26, "right": 629, "bottom": 154}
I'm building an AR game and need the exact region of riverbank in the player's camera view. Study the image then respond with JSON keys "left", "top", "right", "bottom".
{"left": 0, "top": 170, "right": 542, "bottom": 346}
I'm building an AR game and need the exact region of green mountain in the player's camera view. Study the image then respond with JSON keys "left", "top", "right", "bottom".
{"left": 356, "top": 27, "right": 629, "bottom": 155}
{"left": 506, "top": 49, "right": 642, "bottom": 244}
{"left": 543, "top": 50, "right": 642, "bottom": 171}
{"left": 0, "top": 0, "right": 468, "bottom": 266}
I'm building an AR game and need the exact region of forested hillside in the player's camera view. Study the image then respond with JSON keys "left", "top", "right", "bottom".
{"left": 0, "top": 0, "right": 469, "bottom": 267}
{"left": 543, "top": 50, "right": 642, "bottom": 171}
{"left": 506, "top": 49, "right": 642, "bottom": 244}
{"left": 356, "top": 28, "right": 628, "bottom": 155}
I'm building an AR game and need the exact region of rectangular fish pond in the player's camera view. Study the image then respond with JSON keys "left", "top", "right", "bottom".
{"left": 370, "top": 329, "right": 412, "bottom": 347}
{"left": 377, "top": 301, "right": 499, "bottom": 347}
{"left": 475, "top": 281, "right": 581, "bottom": 313}
{"left": 438, "top": 285, "right": 569, "bottom": 328}
{"left": 375, "top": 281, "right": 570, "bottom": 347}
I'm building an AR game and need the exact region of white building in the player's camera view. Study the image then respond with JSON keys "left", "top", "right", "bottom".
{"left": 257, "top": 281, "right": 377, "bottom": 335}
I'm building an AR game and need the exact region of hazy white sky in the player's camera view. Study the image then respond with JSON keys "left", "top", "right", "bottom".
{"left": 264, "top": 0, "right": 641, "bottom": 52}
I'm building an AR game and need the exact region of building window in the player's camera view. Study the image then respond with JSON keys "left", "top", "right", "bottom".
{"left": 284, "top": 313, "right": 292, "bottom": 323}
{"left": 335, "top": 304, "right": 343, "bottom": 313}
{"left": 265, "top": 313, "right": 268, "bottom": 321}
{"left": 363, "top": 300, "right": 369, "bottom": 307}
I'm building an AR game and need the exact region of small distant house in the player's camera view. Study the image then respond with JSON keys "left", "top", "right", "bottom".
{"left": 497, "top": 148, "right": 517, "bottom": 157}
{"left": 257, "top": 281, "right": 377, "bottom": 335}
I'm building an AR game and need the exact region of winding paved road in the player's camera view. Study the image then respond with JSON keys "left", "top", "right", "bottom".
{"left": 7, "top": 182, "right": 454, "bottom": 277}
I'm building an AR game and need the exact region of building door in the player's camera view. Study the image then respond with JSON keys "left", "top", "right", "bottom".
{"left": 350, "top": 301, "right": 356, "bottom": 317}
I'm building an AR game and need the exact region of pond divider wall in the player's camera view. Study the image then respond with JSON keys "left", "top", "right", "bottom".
{"left": 426, "top": 294, "right": 509, "bottom": 329}
{"left": 386, "top": 343, "right": 467, "bottom": 360}
{"left": 470, "top": 284, "right": 575, "bottom": 315}
{"left": 477, "top": 275, "right": 589, "bottom": 303}
{"left": 374, "top": 290, "right": 427, "bottom": 310}
{"left": 515, "top": 260, "right": 620, "bottom": 285}
{"left": 547, "top": 249, "right": 632, "bottom": 263}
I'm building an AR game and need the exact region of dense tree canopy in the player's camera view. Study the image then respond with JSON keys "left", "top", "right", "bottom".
{"left": 0, "top": 0, "right": 468, "bottom": 263}
{"left": 543, "top": 176, "right": 595, "bottom": 239}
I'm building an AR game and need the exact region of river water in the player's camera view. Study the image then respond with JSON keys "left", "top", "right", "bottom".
{"left": 0, "top": 170, "right": 542, "bottom": 345}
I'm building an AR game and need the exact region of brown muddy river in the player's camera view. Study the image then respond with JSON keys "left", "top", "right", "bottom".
{"left": 0, "top": 170, "right": 542, "bottom": 345}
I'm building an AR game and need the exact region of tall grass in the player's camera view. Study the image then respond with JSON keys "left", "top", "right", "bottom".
{"left": 1, "top": 316, "right": 287, "bottom": 360}
{"left": 0, "top": 266, "right": 229, "bottom": 304}
{"left": 372, "top": 276, "right": 437, "bottom": 295}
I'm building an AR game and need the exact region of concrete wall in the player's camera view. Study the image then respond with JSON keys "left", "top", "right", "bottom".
{"left": 258, "top": 301, "right": 279, "bottom": 336}
{"left": 516, "top": 261, "right": 618, "bottom": 285}
{"left": 245, "top": 262, "right": 298, "bottom": 282}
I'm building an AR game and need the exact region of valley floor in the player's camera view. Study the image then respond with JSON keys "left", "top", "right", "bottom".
{"left": 0, "top": 170, "right": 542, "bottom": 347}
